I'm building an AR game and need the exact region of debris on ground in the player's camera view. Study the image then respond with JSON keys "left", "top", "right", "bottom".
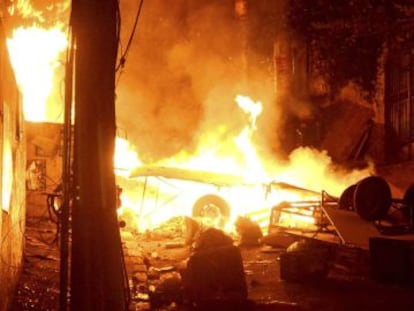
{"left": 181, "top": 228, "right": 248, "bottom": 309}
{"left": 261, "top": 230, "right": 299, "bottom": 249}
{"left": 11, "top": 214, "right": 414, "bottom": 311}
{"left": 235, "top": 216, "right": 263, "bottom": 246}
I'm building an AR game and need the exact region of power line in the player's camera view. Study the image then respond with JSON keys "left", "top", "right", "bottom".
{"left": 116, "top": 0, "right": 144, "bottom": 72}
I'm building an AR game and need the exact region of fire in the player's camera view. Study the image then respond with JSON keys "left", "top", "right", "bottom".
{"left": 3, "top": 2, "right": 372, "bottom": 234}
{"left": 276, "top": 147, "right": 374, "bottom": 196}
{"left": 234, "top": 95, "right": 268, "bottom": 183}
{"left": 4, "top": 20, "right": 370, "bottom": 232}
{"left": 115, "top": 94, "right": 372, "bottom": 233}
{"left": 115, "top": 95, "right": 276, "bottom": 231}
{"left": 6, "top": 26, "right": 68, "bottom": 122}
{"left": 235, "top": 94, "right": 262, "bottom": 130}
{"left": 7, "top": 0, "right": 44, "bottom": 21}
{"left": 114, "top": 137, "right": 142, "bottom": 177}
{"left": 159, "top": 96, "right": 268, "bottom": 182}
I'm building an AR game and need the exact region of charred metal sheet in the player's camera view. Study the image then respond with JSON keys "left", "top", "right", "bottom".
{"left": 270, "top": 181, "right": 321, "bottom": 195}
{"left": 129, "top": 165, "right": 245, "bottom": 186}
{"left": 321, "top": 205, "right": 382, "bottom": 249}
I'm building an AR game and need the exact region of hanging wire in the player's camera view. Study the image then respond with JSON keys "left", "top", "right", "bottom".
{"left": 116, "top": 0, "right": 144, "bottom": 73}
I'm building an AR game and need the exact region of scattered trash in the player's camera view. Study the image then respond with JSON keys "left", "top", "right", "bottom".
{"left": 280, "top": 241, "right": 331, "bottom": 282}
{"left": 149, "top": 272, "right": 183, "bottom": 308}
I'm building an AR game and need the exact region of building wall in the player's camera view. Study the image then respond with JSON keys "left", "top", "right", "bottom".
{"left": 0, "top": 19, "right": 26, "bottom": 311}
{"left": 25, "top": 121, "right": 63, "bottom": 218}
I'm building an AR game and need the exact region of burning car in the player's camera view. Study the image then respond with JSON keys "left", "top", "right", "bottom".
{"left": 117, "top": 164, "right": 321, "bottom": 233}
{"left": 121, "top": 165, "right": 270, "bottom": 231}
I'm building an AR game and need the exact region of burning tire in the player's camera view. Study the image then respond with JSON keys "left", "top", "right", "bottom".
{"left": 192, "top": 194, "right": 230, "bottom": 228}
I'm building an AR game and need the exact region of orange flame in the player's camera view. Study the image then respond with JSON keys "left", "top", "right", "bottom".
{"left": 6, "top": 26, "right": 68, "bottom": 122}
{"left": 114, "top": 137, "right": 142, "bottom": 177}
{"left": 116, "top": 94, "right": 373, "bottom": 233}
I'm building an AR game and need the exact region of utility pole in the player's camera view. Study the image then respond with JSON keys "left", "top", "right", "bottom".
{"left": 69, "top": 0, "right": 127, "bottom": 310}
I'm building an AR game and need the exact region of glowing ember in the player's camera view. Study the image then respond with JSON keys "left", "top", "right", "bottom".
{"left": 6, "top": 26, "right": 68, "bottom": 122}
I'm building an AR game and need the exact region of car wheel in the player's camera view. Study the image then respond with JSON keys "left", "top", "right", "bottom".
{"left": 192, "top": 194, "right": 230, "bottom": 228}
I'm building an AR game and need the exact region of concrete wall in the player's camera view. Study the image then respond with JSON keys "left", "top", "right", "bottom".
{"left": 0, "top": 19, "right": 26, "bottom": 311}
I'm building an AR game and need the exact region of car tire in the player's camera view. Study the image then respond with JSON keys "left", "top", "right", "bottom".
{"left": 192, "top": 194, "right": 230, "bottom": 228}
{"left": 353, "top": 176, "right": 391, "bottom": 221}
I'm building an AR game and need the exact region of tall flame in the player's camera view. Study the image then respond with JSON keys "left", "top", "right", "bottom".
{"left": 159, "top": 95, "right": 267, "bottom": 181}
{"left": 234, "top": 95, "right": 267, "bottom": 182}
{"left": 6, "top": 26, "right": 68, "bottom": 122}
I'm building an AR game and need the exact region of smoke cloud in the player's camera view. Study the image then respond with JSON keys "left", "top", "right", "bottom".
{"left": 116, "top": 0, "right": 281, "bottom": 162}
